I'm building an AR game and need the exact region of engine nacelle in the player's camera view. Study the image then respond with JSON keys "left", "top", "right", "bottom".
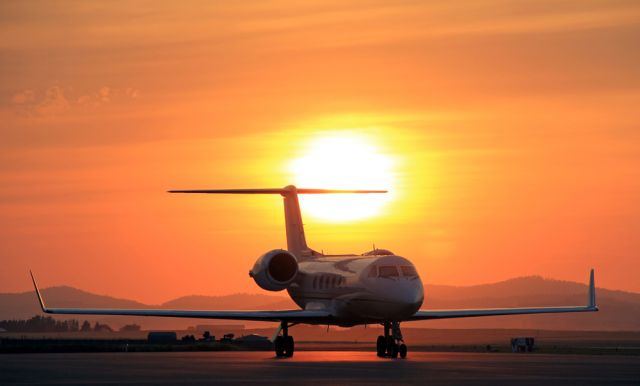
{"left": 249, "top": 249, "right": 299, "bottom": 291}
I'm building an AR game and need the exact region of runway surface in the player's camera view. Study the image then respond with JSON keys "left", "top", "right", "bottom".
{"left": 2, "top": 351, "right": 639, "bottom": 385}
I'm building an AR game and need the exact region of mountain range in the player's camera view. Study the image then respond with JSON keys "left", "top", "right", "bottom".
{"left": 1, "top": 276, "right": 638, "bottom": 331}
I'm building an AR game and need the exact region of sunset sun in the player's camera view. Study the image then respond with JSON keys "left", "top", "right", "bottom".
{"left": 289, "top": 133, "right": 394, "bottom": 222}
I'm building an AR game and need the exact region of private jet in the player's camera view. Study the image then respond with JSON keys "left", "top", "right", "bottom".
{"left": 31, "top": 185, "right": 598, "bottom": 358}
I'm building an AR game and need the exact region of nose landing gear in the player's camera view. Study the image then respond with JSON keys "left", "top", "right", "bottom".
{"left": 376, "top": 321, "right": 407, "bottom": 358}
{"left": 274, "top": 321, "right": 295, "bottom": 358}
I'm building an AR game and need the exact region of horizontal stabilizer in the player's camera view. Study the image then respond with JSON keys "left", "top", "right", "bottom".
{"left": 167, "top": 185, "right": 386, "bottom": 257}
{"left": 168, "top": 187, "right": 387, "bottom": 195}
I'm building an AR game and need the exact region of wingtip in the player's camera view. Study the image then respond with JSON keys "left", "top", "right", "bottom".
{"left": 29, "top": 270, "right": 47, "bottom": 312}
{"left": 588, "top": 268, "right": 597, "bottom": 310}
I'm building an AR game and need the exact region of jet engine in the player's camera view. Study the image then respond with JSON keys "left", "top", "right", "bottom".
{"left": 249, "top": 249, "right": 299, "bottom": 291}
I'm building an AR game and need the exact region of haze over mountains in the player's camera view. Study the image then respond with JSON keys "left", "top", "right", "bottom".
{"left": 2, "top": 276, "right": 638, "bottom": 331}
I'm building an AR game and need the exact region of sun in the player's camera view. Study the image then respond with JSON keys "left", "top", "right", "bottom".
{"left": 288, "top": 133, "right": 394, "bottom": 222}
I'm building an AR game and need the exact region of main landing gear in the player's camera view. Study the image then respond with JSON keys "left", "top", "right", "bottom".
{"left": 376, "top": 321, "right": 407, "bottom": 358}
{"left": 274, "top": 321, "right": 295, "bottom": 358}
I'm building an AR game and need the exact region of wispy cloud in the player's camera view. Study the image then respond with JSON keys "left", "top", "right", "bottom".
{"left": 10, "top": 84, "right": 139, "bottom": 117}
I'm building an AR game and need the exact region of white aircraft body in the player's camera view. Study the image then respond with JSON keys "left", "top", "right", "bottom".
{"left": 31, "top": 185, "right": 598, "bottom": 358}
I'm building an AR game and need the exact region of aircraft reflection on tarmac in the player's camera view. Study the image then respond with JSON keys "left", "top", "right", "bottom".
{"left": 3, "top": 352, "right": 639, "bottom": 386}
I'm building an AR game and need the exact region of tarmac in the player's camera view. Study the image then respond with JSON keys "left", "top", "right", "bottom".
{"left": 2, "top": 351, "right": 639, "bottom": 385}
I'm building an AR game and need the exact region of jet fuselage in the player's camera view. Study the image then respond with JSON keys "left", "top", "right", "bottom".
{"left": 287, "top": 253, "right": 424, "bottom": 326}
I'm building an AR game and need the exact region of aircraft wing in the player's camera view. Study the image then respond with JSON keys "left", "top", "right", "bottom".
{"left": 29, "top": 272, "right": 331, "bottom": 323}
{"left": 408, "top": 269, "right": 598, "bottom": 321}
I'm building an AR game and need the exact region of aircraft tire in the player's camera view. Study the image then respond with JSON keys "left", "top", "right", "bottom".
{"left": 399, "top": 344, "right": 407, "bottom": 359}
{"left": 385, "top": 336, "right": 395, "bottom": 357}
{"left": 285, "top": 336, "right": 295, "bottom": 357}
{"left": 275, "top": 336, "right": 285, "bottom": 357}
{"left": 376, "top": 336, "right": 386, "bottom": 357}
{"left": 390, "top": 344, "right": 399, "bottom": 358}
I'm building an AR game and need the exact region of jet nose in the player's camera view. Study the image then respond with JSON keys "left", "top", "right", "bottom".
{"left": 375, "top": 278, "right": 424, "bottom": 317}
{"left": 403, "top": 278, "right": 424, "bottom": 307}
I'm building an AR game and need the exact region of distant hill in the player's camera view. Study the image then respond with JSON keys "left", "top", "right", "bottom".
{"left": 0, "top": 286, "right": 149, "bottom": 321}
{"left": 1, "top": 277, "right": 638, "bottom": 331}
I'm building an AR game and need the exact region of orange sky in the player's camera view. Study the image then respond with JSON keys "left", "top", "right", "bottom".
{"left": 1, "top": 1, "right": 639, "bottom": 304}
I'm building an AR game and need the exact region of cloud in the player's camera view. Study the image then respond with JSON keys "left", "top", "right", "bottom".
{"left": 12, "top": 89, "right": 35, "bottom": 104}
{"left": 97, "top": 86, "right": 110, "bottom": 103}
{"left": 11, "top": 86, "right": 70, "bottom": 116}
{"left": 37, "top": 86, "right": 71, "bottom": 115}
{"left": 10, "top": 84, "right": 139, "bottom": 117}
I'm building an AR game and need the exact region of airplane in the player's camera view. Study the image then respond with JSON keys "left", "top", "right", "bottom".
{"left": 30, "top": 185, "right": 598, "bottom": 358}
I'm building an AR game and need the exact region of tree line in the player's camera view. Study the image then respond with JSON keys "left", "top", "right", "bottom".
{"left": 0, "top": 315, "right": 140, "bottom": 333}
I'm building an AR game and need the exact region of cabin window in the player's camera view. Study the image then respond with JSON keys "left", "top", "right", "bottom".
{"left": 368, "top": 266, "right": 377, "bottom": 277}
{"left": 378, "top": 266, "right": 399, "bottom": 278}
{"left": 313, "top": 276, "right": 318, "bottom": 289}
{"left": 400, "top": 266, "right": 418, "bottom": 277}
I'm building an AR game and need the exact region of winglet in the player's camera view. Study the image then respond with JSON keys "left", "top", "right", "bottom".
{"left": 29, "top": 270, "right": 48, "bottom": 313}
{"left": 588, "top": 268, "right": 597, "bottom": 310}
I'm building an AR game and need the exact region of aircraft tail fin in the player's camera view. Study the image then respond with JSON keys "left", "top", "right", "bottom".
{"left": 169, "top": 185, "right": 387, "bottom": 258}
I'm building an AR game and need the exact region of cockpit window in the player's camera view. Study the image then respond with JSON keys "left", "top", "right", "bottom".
{"left": 378, "top": 266, "right": 399, "bottom": 278}
{"left": 400, "top": 266, "right": 418, "bottom": 277}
